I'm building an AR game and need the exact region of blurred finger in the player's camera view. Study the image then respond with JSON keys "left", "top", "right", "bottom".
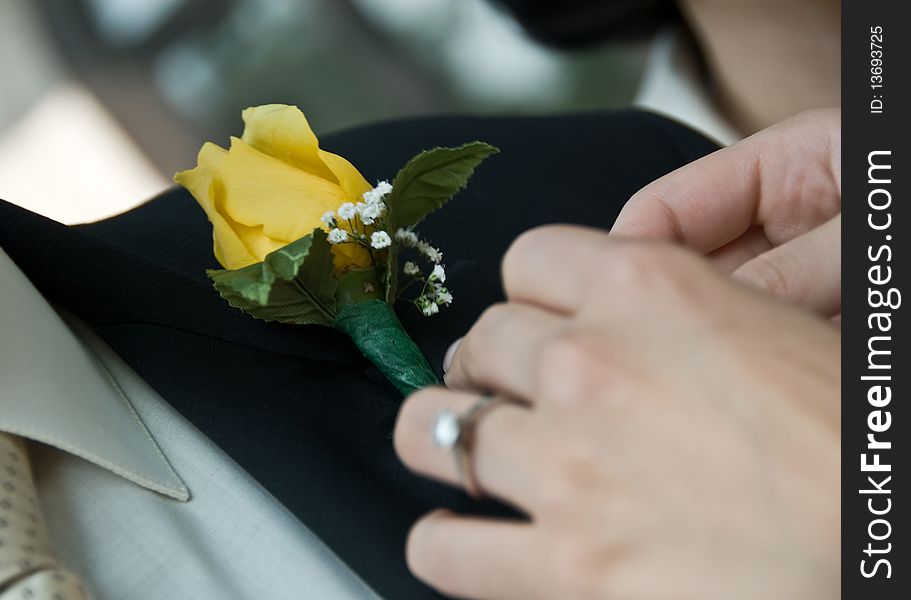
{"left": 501, "top": 224, "right": 613, "bottom": 314}
{"left": 395, "top": 387, "right": 537, "bottom": 504}
{"left": 407, "top": 511, "right": 542, "bottom": 600}
{"left": 444, "top": 302, "right": 566, "bottom": 400}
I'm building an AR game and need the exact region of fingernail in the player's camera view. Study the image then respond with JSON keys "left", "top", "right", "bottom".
{"left": 442, "top": 337, "right": 463, "bottom": 374}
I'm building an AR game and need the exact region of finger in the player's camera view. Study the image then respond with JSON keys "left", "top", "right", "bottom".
{"left": 611, "top": 108, "right": 840, "bottom": 252}
{"left": 706, "top": 225, "right": 773, "bottom": 273}
{"left": 502, "top": 225, "right": 715, "bottom": 319}
{"left": 407, "top": 510, "right": 543, "bottom": 600}
{"left": 733, "top": 214, "right": 841, "bottom": 315}
{"left": 394, "top": 387, "right": 536, "bottom": 504}
{"left": 501, "top": 224, "right": 614, "bottom": 314}
{"left": 444, "top": 302, "right": 566, "bottom": 400}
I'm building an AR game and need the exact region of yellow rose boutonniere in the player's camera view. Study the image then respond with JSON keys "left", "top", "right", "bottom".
{"left": 175, "top": 104, "right": 372, "bottom": 273}
{"left": 176, "top": 104, "right": 498, "bottom": 395}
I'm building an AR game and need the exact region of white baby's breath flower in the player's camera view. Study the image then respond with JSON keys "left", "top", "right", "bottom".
{"left": 395, "top": 228, "right": 418, "bottom": 247}
{"left": 337, "top": 202, "right": 357, "bottom": 220}
{"left": 430, "top": 264, "right": 446, "bottom": 283}
{"left": 371, "top": 231, "right": 392, "bottom": 249}
{"left": 436, "top": 290, "right": 453, "bottom": 305}
{"left": 327, "top": 228, "right": 348, "bottom": 244}
{"left": 362, "top": 190, "right": 380, "bottom": 205}
{"left": 419, "top": 242, "right": 442, "bottom": 264}
{"left": 321, "top": 210, "right": 336, "bottom": 228}
{"left": 358, "top": 201, "right": 383, "bottom": 224}
{"left": 363, "top": 180, "right": 392, "bottom": 205}
{"left": 403, "top": 261, "right": 420, "bottom": 276}
{"left": 375, "top": 180, "right": 393, "bottom": 196}
{"left": 422, "top": 301, "right": 440, "bottom": 317}
{"left": 355, "top": 202, "right": 373, "bottom": 225}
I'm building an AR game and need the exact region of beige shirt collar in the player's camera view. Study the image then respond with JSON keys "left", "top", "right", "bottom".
{"left": 0, "top": 247, "right": 189, "bottom": 501}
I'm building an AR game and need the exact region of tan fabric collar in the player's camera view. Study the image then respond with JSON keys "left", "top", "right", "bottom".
{"left": 0, "top": 248, "right": 188, "bottom": 501}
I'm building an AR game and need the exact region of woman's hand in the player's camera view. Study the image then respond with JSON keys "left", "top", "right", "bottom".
{"left": 394, "top": 227, "right": 840, "bottom": 599}
{"left": 612, "top": 108, "right": 841, "bottom": 317}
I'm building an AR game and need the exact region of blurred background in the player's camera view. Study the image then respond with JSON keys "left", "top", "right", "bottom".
{"left": 1, "top": 0, "right": 721, "bottom": 224}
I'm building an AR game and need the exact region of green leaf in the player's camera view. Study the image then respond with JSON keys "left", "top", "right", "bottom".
{"left": 386, "top": 141, "right": 499, "bottom": 234}
{"left": 206, "top": 228, "right": 338, "bottom": 326}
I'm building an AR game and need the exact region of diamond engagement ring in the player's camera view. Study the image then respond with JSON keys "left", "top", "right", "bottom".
{"left": 431, "top": 395, "right": 504, "bottom": 498}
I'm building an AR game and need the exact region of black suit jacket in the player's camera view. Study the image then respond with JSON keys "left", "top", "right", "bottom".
{"left": 0, "top": 110, "right": 718, "bottom": 599}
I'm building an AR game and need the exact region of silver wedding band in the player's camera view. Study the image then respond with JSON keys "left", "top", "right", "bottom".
{"left": 431, "top": 394, "right": 505, "bottom": 499}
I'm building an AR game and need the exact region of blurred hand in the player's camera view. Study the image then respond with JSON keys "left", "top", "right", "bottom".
{"left": 395, "top": 226, "right": 840, "bottom": 600}
{"left": 612, "top": 108, "right": 841, "bottom": 317}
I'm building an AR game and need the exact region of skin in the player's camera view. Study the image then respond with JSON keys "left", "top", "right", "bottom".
{"left": 393, "top": 109, "right": 841, "bottom": 599}
{"left": 677, "top": 0, "right": 841, "bottom": 134}
{"left": 614, "top": 108, "right": 841, "bottom": 317}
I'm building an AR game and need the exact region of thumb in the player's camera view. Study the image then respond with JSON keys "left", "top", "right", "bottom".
{"left": 732, "top": 214, "right": 841, "bottom": 316}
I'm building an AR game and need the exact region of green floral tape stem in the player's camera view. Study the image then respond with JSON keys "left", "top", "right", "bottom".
{"left": 333, "top": 300, "right": 439, "bottom": 396}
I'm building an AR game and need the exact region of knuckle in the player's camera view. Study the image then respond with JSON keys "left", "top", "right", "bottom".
{"left": 507, "top": 225, "right": 565, "bottom": 258}
{"left": 473, "top": 302, "right": 510, "bottom": 335}
{"left": 536, "top": 332, "right": 603, "bottom": 401}
{"left": 503, "top": 227, "right": 547, "bottom": 273}
{"left": 599, "top": 243, "right": 709, "bottom": 308}
{"left": 454, "top": 331, "right": 495, "bottom": 386}
{"left": 558, "top": 447, "right": 605, "bottom": 495}
{"left": 453, "top": 302, "right": 512, "bottom": 385}
{"left": 605, "top": 243, "right": 680, "bottom": 284}
{"left": 538, "top": 439, "right": 606, "bottom": 506}
{"left": 549, "top": 538, "right": 613, "bottom": 599}
{"left": 503, "top": 225, "right": 575, "bottom": 277}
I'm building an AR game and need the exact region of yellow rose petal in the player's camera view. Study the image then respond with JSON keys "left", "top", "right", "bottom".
{"left": 232, "top": 222, "right": 287, "bottom": 264}
{"left": 212, "top": 138, "right": 348, "bottom": 243}
{"left": 318, "top": 149, "right": 373, "bottom": 200}
{"left": 241, "top": 104, "right": 337, "bottom": 182}
{"left": 175, "top": 144, "right": 261, "bottom": 270}
{"left": 177, "top": 105, "right": 379, "bottom": 274}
